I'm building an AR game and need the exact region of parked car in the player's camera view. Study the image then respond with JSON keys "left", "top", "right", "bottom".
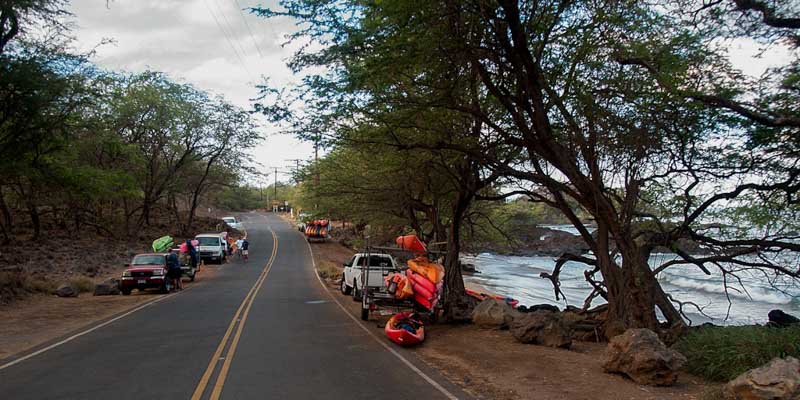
{"left": 120, "top": 253, "right": 171, "bottom": 295}
{"left": 222, "top": 216, "right": 242, "bottom": 230}
{"left": 195, "top": 233, "right": 227, "bottom": 264}
{"left": 340, "top": 253, "right": 399, "bottom": 299}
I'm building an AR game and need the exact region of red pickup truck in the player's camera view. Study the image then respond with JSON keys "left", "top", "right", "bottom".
{"left": 120, "top": 253, "right": 171, "bottom": 295}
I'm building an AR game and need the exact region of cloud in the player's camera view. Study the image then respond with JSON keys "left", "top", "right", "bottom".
{"left": 67, "top": 0, "right": 313, "bottom": 176}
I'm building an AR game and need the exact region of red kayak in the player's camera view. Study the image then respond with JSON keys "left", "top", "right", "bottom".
{"left": 385, "top": 312, "right": 425, "bottom": 346}
{"left": 465, "top": 288, "right": 519, "bottom": 308}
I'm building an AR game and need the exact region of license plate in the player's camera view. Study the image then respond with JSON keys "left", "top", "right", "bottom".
{"left": 137, "top": 279, "right": 146, "bottom": 284}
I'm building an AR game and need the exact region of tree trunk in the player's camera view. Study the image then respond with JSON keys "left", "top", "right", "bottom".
{"left": 442, "top": 192, "right": 475, "bottom": 322}
{"left": 0, "top": 185, "right": 13, "bottom": 244}
{"left": 27, "top": 200, "right": 40, "bottom": 241}
{"left": 602, "top": 242, "right": 686, "bottom": 343}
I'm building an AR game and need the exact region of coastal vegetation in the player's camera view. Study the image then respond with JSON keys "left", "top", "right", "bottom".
{"left": 0, "top": 0, "right": 262, "bottom": 243}
{"left": 675, "top": 325, "right": 800, "bottom": 381}
{"left": 256, "top": 0, "right": 800, "bottom": 337}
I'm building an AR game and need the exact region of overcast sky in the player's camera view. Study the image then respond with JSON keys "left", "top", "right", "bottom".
{"left": 66, "top": 1, "right": 794, "bottom": 187}
{"left": 67, "top": 0, "right": 309, "bottom": 186}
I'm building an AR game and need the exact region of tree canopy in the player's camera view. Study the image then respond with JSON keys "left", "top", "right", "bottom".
{"left": 256, "top": 0, "right": 800, "bottom": 337}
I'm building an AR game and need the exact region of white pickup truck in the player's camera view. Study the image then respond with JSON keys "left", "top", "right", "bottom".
{"left": 339, "top": 253, "right": 399, "bottom": 300}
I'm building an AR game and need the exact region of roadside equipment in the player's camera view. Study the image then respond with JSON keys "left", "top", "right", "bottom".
{"left": 304, "top": 219, "right": 329, "bottom": 242}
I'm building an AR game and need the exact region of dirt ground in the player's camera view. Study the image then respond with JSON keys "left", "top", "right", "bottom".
{"left": 305, "top": 234, "right": 714, "bottom": 400}
{"left": 0, "top": 257, "right": 221, "bottom": 363}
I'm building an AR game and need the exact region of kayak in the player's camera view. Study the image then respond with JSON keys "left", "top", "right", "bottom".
{"left": 466, "top": 288, "right": 519, "bottom": 308}
{"left": 385, "top": 312, "right": 425, "bottom": 346}
{"left": 152, "top": 235, "right": 174, "bottom": 253}
{"left": 407, "top": 269, "right": 436, "bottom": 297}
{"left": 396, "top": 235, "right": 427, "bottom": 254}
{"left": 407, "top": 257, "right": 445, "bottom": 284}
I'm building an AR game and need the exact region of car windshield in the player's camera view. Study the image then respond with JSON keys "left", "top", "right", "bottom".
{"left": 197, "top": 237, "right": 220, "bottom": 246}
{"left": 132, "top": 255, "right": 164, "bottom": 265}
{"left": 223, "top": 218, "right": 235, "bottom": 223}
{"left": 357, "top": 256, "right": 392, "bottom": 268}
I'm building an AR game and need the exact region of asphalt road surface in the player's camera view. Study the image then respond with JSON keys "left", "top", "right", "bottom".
{"left": 0, "top": 212, "right": 470, "bottom": 400}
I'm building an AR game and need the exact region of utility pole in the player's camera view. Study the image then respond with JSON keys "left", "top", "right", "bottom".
{"left": 274, "top": 167, "right": 278, "bottom": 199}
{"left": 285, "top": 158, "right": 303, "bottom": 183}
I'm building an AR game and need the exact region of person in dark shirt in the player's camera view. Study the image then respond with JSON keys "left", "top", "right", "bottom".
{"left": 241, "top": 238, "right": 249, "bottom": 262}
{"left": 166, "top": 249, "right": 182, "bottom": 291}
{"left": 186, "top": 239, "right": 198, "bottom": 270}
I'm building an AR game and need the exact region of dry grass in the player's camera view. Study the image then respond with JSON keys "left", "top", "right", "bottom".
{"left": 0, "top": 270, "right": 57, "bottom": 303}
{"left": 317, "top": 260, "right": 342, "bottom": 280}
{"left": 69, "top": 276, "right": 96, "bottom": 293}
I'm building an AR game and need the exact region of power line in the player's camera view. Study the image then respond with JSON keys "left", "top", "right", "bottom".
{"left": 212, "top": 0, "right": 251, "bottom": 63}
{"left": 202, "top": 0, "right": 251, "bottom": 76}
{"left": 232, "top": 0, "right": 265, "bottom": 58}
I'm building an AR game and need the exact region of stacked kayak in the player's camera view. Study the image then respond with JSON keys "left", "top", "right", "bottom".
{"left": 396, "top": 234, "right": 427, "bottom": 255}
{"left": 152, "top": 235, "right": 174, "bottom": 253}
{"left": 407, "top": 256, "right": 445, "bottom": 310}
{"left": 385, "top": 312, "right": 425, "bottom": 346}
{"left": 305, "top": 219, "right": 329, "bottom": 238}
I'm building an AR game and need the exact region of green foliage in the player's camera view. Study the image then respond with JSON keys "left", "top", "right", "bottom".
{"left": 674, "top": 325, "right": 800, "bottom": 381}
{"left": 0, "top": 10, "right": 262, "bottom": 240}
{"left": 212, "top": 186, "right": 266, "bottom": 211}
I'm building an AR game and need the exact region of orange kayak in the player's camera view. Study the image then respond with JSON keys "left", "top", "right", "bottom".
{"left": 407, "top": 257, "right": 444, "bottom": 284}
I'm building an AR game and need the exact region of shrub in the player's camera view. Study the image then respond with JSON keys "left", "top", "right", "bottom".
{"left": 317, "top": 260, "right": 342, "bottom": 280}
{"left": 674, "top": 325, "right": 800, "bottom": 381}
{"left": 69, "top": 276, "right": 95, "bottom": 293}
{"left": 0, "top": 270, "right": 56, "bottom": 302}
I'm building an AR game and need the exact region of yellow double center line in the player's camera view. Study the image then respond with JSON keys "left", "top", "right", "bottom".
{"left": 192, "top": 228, "right": 278, "bottom": 400}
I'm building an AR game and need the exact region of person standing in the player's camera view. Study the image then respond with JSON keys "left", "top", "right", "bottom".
{"left": 235, "top": 238, "right": 244, "bottom": 259}
{"left": 241, "top": 238, "right": 249, "bottom": 262}
{"left": 166, "top": 249, "right": 182, "bottom": 291}
{"left": 186, "top": 239, "right": 198, "bottom": 271}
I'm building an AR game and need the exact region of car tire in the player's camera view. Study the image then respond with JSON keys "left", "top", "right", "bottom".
{"left": 340, "top": 274, "right": 351, "bottom": 295}
{"left": 361, "top": 306, "right": 369, "bottom": 321}
{"left": 190, "top": 272, "right": 196, "bottom": 282}
{"left": 121, "top": 288, "right": 131, "bottom": 296}
{"left": 160, "top": 282, "right": 169, "bottom": 294}
{"left": 352, "top": 280, "right": 362, "bottom": 301}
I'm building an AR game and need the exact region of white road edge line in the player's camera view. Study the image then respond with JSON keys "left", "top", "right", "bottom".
{"left": 303, "top": 236, "right": 460, "bottom": 400}
{"left": 0, "top": 289, "right": 185, "bottom": 371}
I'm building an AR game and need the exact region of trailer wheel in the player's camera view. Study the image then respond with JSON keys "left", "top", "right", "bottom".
{"left": 361, "top": 306, "right": 369, "bottom": 321}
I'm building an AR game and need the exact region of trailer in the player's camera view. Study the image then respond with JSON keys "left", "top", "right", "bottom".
{"left": 356, "top": 241, "right": 446, "bottom": 321}
{"left": 304, "top": 219, "right": 329, "bottom": 242}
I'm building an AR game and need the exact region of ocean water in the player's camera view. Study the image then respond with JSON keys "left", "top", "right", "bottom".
{"left": 462, "top": 244, "right": 800, "bottom": 326}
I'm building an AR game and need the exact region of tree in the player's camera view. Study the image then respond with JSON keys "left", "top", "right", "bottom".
{"left": 0, "top": 0, "right": 67, "bottom": 55}
{"left": 258, "top": 0, "right": 800, "bottom": 338}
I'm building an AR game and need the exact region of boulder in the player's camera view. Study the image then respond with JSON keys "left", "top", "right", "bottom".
{"left": 56, "top": 282, "right": 79, "bottom": 298}
{"left": 602, "top": 328, "right": 686, "bottom": 386}
{"left": 472, "top": 299, "right": 521, "bottom": 328}
{"left": 724, "top": 357, "right": 800, "bottom": 400}
{"left": 510, "top": 310, "right": 572, "bottom": 348}
{"left": 93, "top": 279, "right": 120, "bottom": 296}
{"left": 767, "top": 310, "right": 800, "bottom": 328}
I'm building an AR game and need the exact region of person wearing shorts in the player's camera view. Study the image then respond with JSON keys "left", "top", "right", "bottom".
{"left": 241, "top": 238, "right": 249, "bottom": 262}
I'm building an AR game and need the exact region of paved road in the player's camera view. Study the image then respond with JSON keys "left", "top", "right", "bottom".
{"left": 0, "top": 213, "right": 468, "bottom": 400}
